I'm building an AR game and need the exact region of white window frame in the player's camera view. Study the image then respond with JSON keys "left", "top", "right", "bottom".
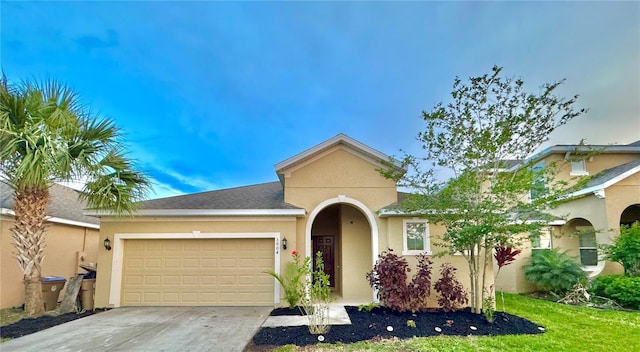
{"left": 531, "top": 227, "right": 552, "bottom": 249}
{"left": 570, "top": 159, "right": 589, "bottom": 176}
{"left": 576, "top": 226, "right": 598, "bottom": 268}
{"left": 530, "top": 161, "right": 546, "bottom": 201}
{"left": 402, "top": 218, "right": 431, "bottom": 255}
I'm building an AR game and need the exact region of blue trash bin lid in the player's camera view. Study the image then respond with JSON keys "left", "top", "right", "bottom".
{"left": 41, "top": 276, "right": 66, "bottom": 282}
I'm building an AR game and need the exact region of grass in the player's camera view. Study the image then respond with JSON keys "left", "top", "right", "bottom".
{"left": 0, "top": 307, "right": 24, "bottom": 327}
{"left": 269, "top": 293, "right": 640, "bottom": 352}
{"left": 0, "top": 307, "right": 25, "bottom": 343}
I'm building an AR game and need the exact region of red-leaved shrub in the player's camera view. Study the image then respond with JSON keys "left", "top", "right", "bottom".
{"left": 494, "top": 245, "right": 521, "bottom": 272}
{"left": 365, "top": 250, "right": 433, "bottom": 312}
{"left": 434, "top": 263, "right": 468, "bottom": 312}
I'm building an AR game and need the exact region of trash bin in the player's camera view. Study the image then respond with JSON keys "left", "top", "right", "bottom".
{"left": 41, "top": 276, "right": 66, "bottom": 311}
{"left": 79, "top": 263, "right": 97, "bottom": 310}
{"left": 80, "top": 279, "right": 96, "bottom": 310}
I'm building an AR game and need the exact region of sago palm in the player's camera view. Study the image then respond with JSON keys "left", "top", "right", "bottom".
{"left": 523, "top": 249, "right": 586, "bottom": 294}
{"left": 0, "top": 78, "right": 150, "bottom": 317}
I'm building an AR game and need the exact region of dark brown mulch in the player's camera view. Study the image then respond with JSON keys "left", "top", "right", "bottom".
{"left": 250, "top": 306, "right": 544, "bottom": 348}
{"left": 0, "top": 309, "right": 107, "bottom": 339}
{"left": 270, "top": 307, "right": 306, "bottom": 316}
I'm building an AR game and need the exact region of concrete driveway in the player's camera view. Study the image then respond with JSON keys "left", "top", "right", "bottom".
{"left": 1, "top": 306, "right": 271, "bottom": 352}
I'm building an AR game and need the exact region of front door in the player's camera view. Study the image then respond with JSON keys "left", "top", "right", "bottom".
{"left": 312, "top": 236, "right": 335, "bottom": 287}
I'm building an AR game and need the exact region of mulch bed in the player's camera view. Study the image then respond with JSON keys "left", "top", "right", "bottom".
{"left": 0, "top": 309, "right": 107, "bottom": 339}
{"left": 250, "top": 306, "right": 544, "bottom": 349}
{"left": 269, "top": 307, "right": 307, "bottom": 316}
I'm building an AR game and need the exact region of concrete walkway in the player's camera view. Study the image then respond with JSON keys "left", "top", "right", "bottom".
{"left": 1, "top": 306, "right": 271, "bottom": 352}
{"left": 262, "top": 304, "right": 351, "bottom": 327}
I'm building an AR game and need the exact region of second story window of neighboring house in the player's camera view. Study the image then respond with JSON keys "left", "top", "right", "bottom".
{"left": 530, "top": 227, "right": 552, "bottom": 251}
{"left": 530, "top": 161, "right": 546, "bottom": 200}
{"left": 570, "top": 158, "right": 589, "bottom": 176}
{"left": 576, "top": 226, "right": 598, "bottom": 266}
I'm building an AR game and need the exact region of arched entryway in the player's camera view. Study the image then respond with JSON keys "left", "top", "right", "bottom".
{"left": 562, "top": 218, "right": 603, "bottom": 277}
{"left": 620, "top": 204, "right": 640, "bottom": 226}
{"left": 306, "top": 196, "right": 377, "bottom": 302}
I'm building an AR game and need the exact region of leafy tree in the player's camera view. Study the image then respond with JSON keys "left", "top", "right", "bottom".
{"left": 382, "top": 66, "right": 586, "bottom": 313}
{"left": 605, "top": 222, "right": 640, "bottom": 276}
{"left": 0, "top": 79, "right": 150, "bottom": 317}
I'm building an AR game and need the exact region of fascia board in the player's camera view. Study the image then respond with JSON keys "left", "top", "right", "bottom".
{"left": 86, "top": 208, "right": 307, "bottom": 217}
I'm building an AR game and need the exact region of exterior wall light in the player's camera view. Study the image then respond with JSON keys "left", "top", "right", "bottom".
{"left": 282, "top": 237, "right": 287, "bottom": 250}
{"left": 104, "top": 237, "right": 112, "bottom": 251}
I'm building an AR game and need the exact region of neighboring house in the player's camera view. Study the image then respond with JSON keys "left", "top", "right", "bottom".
{"left": 91, "top": 134, "right": 475, "bottom": 308}
{"left": 1, "top": 183, "right": 100, "bottom": 309}
{"left": 496, "top": 140, "right": 640, "bottom": 293}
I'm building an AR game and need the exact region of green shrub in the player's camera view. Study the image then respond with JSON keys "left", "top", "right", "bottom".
{"left": 264, "top": 250, "right": 310, "bottom": 308}
{"left": 589, "top": 275, "right": 620, "bottom": 297}
{"left": 523, "top": 249, "right": 586, "bottom": 294}
{"left": 605, "top": 222, "right": 640, "bottom": 277}
{"left": 590, "top": 275, "right": 640, "bottom": 310}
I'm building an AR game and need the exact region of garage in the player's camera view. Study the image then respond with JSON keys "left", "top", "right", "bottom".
{"left": 121, "top": 238, "right": 275, "bottom": 306}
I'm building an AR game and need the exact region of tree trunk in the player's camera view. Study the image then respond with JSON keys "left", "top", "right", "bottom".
{"left": 11, "top": 186, "right": 50, "bottom": 318}
{"left": 24, "top": 277, "right": 45, "bottom": 317}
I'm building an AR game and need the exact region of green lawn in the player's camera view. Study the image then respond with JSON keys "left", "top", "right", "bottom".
{"left": 272, "top": 293, "right": 640, "bottom": 352}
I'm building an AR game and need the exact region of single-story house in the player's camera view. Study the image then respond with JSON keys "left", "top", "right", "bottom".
{"left": 91, "top": 134, "right": 478, "bottom": 308}
{"left": 496, "top": 140, "right": 640, "bottom": 293}
{"left": 1, "top": 183, "right": 100, "bottom": 309}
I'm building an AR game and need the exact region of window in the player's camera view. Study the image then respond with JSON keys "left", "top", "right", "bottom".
{"left": 530, "top": 162, "right": 546, "bottom": 200}
{"left": 576, "top": 226, "right": 597, "bottom": 266}
{"left": 570, "top": 159, "right": 588, "bottom": 176}
{"left": 530, "top": 228, "right": 552, "bottom": 249}
{"left": 403, "top": 219, "right": 431, "bottom": 255}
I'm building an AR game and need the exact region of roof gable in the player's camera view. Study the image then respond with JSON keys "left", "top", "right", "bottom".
{"left": 274, "top": 133, "right": 405, "bottom": 182}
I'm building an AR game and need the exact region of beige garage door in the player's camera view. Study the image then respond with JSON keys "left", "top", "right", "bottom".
{"left": 121, "top": 238, "right": 274, "bottom": 306}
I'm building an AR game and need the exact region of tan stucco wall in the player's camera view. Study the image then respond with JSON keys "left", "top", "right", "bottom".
{"left": 586, "top": 154, "right": 639, "bottom": 175}
{"left": 1, "top": 216, "right": 99, "bottom": 309}
{"left": 94, "top": 217, "right": 297, "bottom": 308}
{"left": 384, "top": 217, "right": 492, "bottom": 308}
{"left": 497, "top": 175, "right": 639, "bottom": 293}
{"left": 280, "top": 146, "right": 403, "bottom": 302}
{"left": 604, "top": 173, "right": 640, "bottom": 233}
{"left": 339, "top": 205, "right": 372, "bottom": 301}
{"left": 493, "top": 233, "right": 538, "bottom": 294}
{"left": 96, "top": 143, "right": 496, "bottom": 309}
{"left": 541, "top": 152, "right": 639, "bottom": 187}
{"left": 282, "top": 148, "right": 398, "bottom": 211}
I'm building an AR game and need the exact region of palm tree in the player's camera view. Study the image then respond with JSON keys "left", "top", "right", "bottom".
{"left": 0, "top": 78, "right": 150, "bottom": 318}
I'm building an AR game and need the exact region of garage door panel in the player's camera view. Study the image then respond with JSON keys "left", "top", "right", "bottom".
{"left": 146, "top": 259, "right": 162, "bottom": 268}
{"left": 165, "top": 258, "right": 180, "bottom": 268}
{"left": 122, "top": 238, "right": 274, "bottom": 306}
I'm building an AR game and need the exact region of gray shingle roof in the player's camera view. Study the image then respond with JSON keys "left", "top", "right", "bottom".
{"left": 1, "top": 182, "right": 99, "bottom": 225}
{"left": 138, "top": 181, "right": 303, "bottom": 210}
{"left": 580, "top": 159, "right": 640, "bottom": 190}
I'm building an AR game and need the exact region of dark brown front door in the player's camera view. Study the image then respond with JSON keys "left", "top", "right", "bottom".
{"left": 312, "top": 236, "right": 335, "bottom": 287}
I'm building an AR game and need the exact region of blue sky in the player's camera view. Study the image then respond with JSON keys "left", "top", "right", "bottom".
{"left": 2, "top": 1, "right": 639, "bottom": 199}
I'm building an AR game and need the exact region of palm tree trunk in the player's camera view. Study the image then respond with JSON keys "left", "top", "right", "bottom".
{"left": 11, "top": 186, "right": 50, "bottom": 318}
